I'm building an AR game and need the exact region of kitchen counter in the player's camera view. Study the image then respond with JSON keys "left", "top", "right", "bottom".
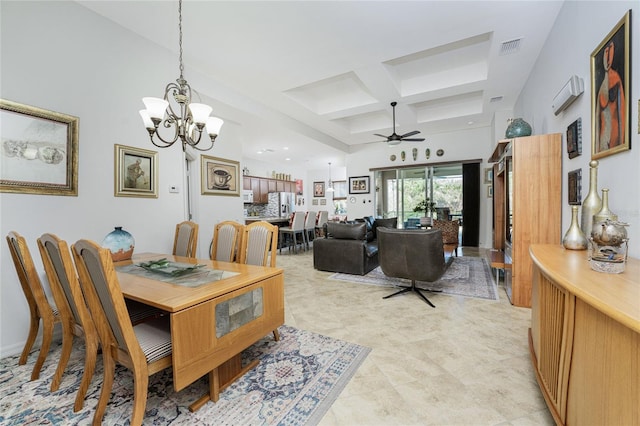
{"left": 244, "top": 217, "right": 290, "bottom": 225}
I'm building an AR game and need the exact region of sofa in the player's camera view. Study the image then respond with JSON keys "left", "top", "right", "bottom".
{"left": 313, "top": 216, "right": 397, "bottom": 275}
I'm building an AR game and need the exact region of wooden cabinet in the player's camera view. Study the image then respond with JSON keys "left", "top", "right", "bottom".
{"left": 491, "top": 134, "right": 562, "bottom": 307}
{"left": 529, "top": 245, "right": 640, "bottom": 425}
{"left": 244, "top": 175, "right": 296, "bottom": 204}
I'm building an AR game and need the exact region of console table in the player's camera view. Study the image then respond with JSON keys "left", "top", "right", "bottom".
{"left": 528, "top": 244, "right": 639, "bottom": 425}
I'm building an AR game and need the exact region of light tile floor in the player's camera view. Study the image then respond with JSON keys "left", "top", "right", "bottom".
{"left": 276, "top": 246, "right": 555, "bottom": 426}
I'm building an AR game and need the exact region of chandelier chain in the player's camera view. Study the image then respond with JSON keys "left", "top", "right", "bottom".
{"left": 178, "top": 0, "right": 184, "bottom": 79}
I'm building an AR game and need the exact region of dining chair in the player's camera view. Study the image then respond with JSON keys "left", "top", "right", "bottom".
{"left": 173, "top": 220, "right": 199, "bottom": 258}
{"left": 37, "top": 233, "right": 99, "bottom": 412}
{"left": 304, "top": 210, "right": 317, "bottom": 249}
{"left": 278, "top": 211, "right": 306, "bottom": 254}
{"left": 237, "top": 221, "right": 280, "bottom": 340}
{"left": 72, "top": 239, "right": 173, "bottom": 426}
{"left": 432, "top": 219, "right": 460, "bottom": 256}
{"left": 6, "top": 231, "right": 61, "bottom": 381}
{"left": 315, "top": 210, "right": 329, "bottom": 237}
{"left": 210, "top": 220, "right": 244, "bottom": 262}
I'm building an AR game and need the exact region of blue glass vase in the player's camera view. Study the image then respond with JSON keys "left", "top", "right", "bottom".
{"left": 102, "top": 226, "right": 135, "bottom": 261}
{"left": 505, "top": 118, "right": 532, "bottom": 138}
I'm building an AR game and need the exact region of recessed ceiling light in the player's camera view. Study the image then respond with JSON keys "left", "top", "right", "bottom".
{"left": 468, "top": 121, "right": 474, "bottom": 125}
{"left": 283, "top": 147, "right": 289, "bottom": 151}
{"left": 257, "top": 150, "right": 263, "bottom": 154}
{"left": 285, "top": 158, "right": 291, "bottom": 161}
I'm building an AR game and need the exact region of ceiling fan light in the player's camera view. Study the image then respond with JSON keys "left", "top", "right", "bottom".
{"left": 388, "top": 140, "right": 402, "bottom": 146}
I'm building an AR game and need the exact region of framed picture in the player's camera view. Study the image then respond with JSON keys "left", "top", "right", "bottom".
{"left": 1, "top": 99, "right": 79, "bottom": 196}
{"left": 349, "top": 176, "right": 370, "bottom": 194}
{"left": 295, "top": 178, "right": 303, "bottom": 195}
{"left": 487, "top": 185, "right": 493, "bottom": 198}
{"left": 590, "top": 11, "right": 631, "bottom": 160}
{"left": 484, "top": 168, "right": 493, "bottom": 184}
{"left": 313, "top": 181, "right": 325, "bottom": 197}
{"left": 312, "top": 199, "right": 318, "bottom": 205}
{"left": 114, "top": 144, "right": 158, "bottom": 198}
{"left": 320, "top": 199, "right": 327, "bottom": 205}
{"left": 201, "top": 155, "right": 240, "bottom": 196}
{"left": 568, "top": 169, "right": 582, "bottom": 205}
{"left": 566, "top": 118, "right": 582, "bottom": 159}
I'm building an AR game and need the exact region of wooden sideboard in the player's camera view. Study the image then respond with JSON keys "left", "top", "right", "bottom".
{"left": 529, "top": 244, "right": 640, "bottom": 425}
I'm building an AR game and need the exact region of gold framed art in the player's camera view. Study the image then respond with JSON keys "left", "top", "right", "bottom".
{"left": 590, "top": 10, "right": 631, "bottom": 160}
{"left": 114, "top": 144, "right": 158, "bottom": 198}
{"left": 1, "top": 99, "right": 79, "bottom": 196}
{"left": 201, "top": 155, "right": 240, "bottom": 196}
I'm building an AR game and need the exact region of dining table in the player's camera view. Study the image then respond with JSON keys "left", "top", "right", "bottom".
{"left": 114, "top": 252, "right": 284, "bottom": 411}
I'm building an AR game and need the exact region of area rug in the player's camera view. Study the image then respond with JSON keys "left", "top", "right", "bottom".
{"left": 0, "top": 325, "right": 370, "bottom": 425}
{"left": 329, "top": 256, "right": 499, "bottom": 301}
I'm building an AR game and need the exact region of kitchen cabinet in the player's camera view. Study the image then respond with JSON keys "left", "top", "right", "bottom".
{"left": 244, "top": 175, "right": 296, "bottom": 204}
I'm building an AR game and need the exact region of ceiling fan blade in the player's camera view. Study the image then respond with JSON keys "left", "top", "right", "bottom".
{"left": 401, "top": 138, "right": 425, "bottom": 142}
{"left": 400, "top": 130, "right": 420, "bottom": 138}
{"left": 373, "top": 133, "right": 390, "bottom": 139}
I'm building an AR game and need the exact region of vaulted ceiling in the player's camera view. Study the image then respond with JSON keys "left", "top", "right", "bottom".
{"left": 77, "top": 0, "right": 564, "bottom": 168}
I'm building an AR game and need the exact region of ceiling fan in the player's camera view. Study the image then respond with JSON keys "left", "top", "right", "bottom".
{"left": 374, "top": 101, "right": 425, "bottom": 146}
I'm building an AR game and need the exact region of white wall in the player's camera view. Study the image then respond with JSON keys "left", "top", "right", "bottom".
{"left": 346, "top": 126, "right": 496, "bottom": 246}
{"left": 0, "top": 2, "right": 245, "bottom": 356}
{"left": 514, "top": 0, "right": 639, "bottom": 257}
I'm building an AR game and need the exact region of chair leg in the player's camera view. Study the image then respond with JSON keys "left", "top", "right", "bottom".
{"left": 51, "top": 325, "right": 74, "bottom": 391}
{"left": 93, "top": 350, "right": 115, "bottom": 426}
{"left": 383, "top": 280, "right": 437, "bottom": 308}
{"left": 19, "top": 311, "right": 40, "bottom": 365}
{"left": 272, "top": 328, "right": 280, "bottom": 341}
{"left": 31, "top": 318, "right": 54, "bottom": 380}
{"left": 74, "top": 336, "right": 99, "bottom": 412}
{"left": 130, "top": 369, "right": 149, "bottom": 426}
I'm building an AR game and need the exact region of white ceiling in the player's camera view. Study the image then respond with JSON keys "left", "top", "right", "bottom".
{"left": 77, "top": 0, "right": 564, "bottom": 169}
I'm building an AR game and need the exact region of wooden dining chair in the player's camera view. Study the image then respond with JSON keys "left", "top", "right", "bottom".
{"left": 37, "top": 233, "right": 99, "bottom": 412}
{"left": 172, "top": 220, "right": 199, "bottom": 258}
{"left": 238, "top": 221, "right": 280, "bottom": 340}
{"left": 6, "top": 231, "right": 61, "bottom": 381}
{"left": 210, "top": 220, "right": 244, "bottom": 262}
{"left": 72, "top": 239, "right": 173, "bottom": 426}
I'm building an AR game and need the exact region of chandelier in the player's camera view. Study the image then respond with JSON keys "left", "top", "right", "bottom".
{"left": 139, "top": 0, "right": 223, "bottom": 152}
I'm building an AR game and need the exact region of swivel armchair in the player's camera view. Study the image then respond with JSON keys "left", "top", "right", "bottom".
{"left": 377, "top": 227, "right": 452, "bottom": 307}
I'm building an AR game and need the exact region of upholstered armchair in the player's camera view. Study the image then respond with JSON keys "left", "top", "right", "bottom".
{"left": 432, "top": 219, "right": 460, "bottom": 256}
{"left": 376, "top": 227, "right": 452, "bottom": 307}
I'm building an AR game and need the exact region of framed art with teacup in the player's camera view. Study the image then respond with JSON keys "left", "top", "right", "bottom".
{"left": 201, "top": 155, "right": 240, "bottom": 196}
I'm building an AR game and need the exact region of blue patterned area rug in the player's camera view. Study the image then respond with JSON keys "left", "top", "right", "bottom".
{"left": 329, "top": 256, "right": 499, "bottom": 301}
{"left": 0, "top": 325, "right": 370, "bottom": 425}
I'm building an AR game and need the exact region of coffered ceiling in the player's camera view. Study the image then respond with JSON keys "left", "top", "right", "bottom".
{"left": 77, "top": 0, "right": 564, "bottom": 168}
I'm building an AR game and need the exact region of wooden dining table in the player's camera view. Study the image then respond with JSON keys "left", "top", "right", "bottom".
{"left": 114, "top": 252, "right": 284, "bottom": 410}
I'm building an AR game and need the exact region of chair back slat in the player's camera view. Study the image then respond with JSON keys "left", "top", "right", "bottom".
{"left": 211, "top": 221, "right": 244, "bottom": 262}
{"left": 72, "top": 240, "right": 132, "bottom": 352}
{"left": 239, "top": 221, "right": 278, "bottom": 267}
{"left": 173, "top": 221, "right": 198, "bottom": 258}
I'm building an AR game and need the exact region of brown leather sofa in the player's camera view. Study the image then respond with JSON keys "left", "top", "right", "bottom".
{"left": 312, "top": 217, "right": 397, "bottom": 275}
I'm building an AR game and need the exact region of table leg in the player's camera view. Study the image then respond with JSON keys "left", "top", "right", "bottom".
{"left": 188, "top": 353, "right": 261, "bottom": 412}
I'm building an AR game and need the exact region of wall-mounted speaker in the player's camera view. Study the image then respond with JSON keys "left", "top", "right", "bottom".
{"left": 552, "top": 75, "right": 584, "bottom": 116}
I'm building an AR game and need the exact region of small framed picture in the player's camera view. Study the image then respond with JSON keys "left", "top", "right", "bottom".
{"left": 201, "top": 155, "right": 240, "bottom": 196}
{"left": 320, "top": 199, "right": 327, "bottom": 205}
{"left": 590, "top": 11, "right": 631, "bottom": 159}
{"left": 349, "top": 176, "right": 370, "bottom": 194}
{"left": 114, "top": 144, "right": 158, "bottom": 198}
{"left": 484, "top": 168, "right": 493, "bottom": 184}
{"left": 568, "top": 169, "right": 582, "bottom": 205}
{"left": 487, "top": 185, "right": 493, "bottom": 198}
{"left": 566, "top": 118, "right": 582, "bottom": 159}
{"left": 312, "top": 199, "right": 318, "bottom": 205}
{"left": 313, "top": 181, "right": 325, "bottom": 197}
{"left": 1, "top": 99, "right": 79, "bottom": 196}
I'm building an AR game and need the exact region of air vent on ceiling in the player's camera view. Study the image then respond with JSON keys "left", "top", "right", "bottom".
{"left": 499, "top": 38, "right": 522, "bottom": 55}
{"left": 490, "top": 96, "right": 503, "bottom": 103}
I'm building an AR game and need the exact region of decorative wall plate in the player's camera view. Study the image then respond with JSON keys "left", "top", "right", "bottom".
{"left": 401, "top": 151, "right": 406, "bottom": 161}
{"left": 436, "top": 149, "right": 444, "bottom": 156}
{"left": 425, "top": 148, "right": 431, "bottom": 159}
{"left": 390, "top": 154, "right": 396, "bottom": 161}
{"left": 349, "top": 196, "right": 356, "bottom": 203}
{"left": 412, "top": 147, "right": 418, "bottom": 161}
